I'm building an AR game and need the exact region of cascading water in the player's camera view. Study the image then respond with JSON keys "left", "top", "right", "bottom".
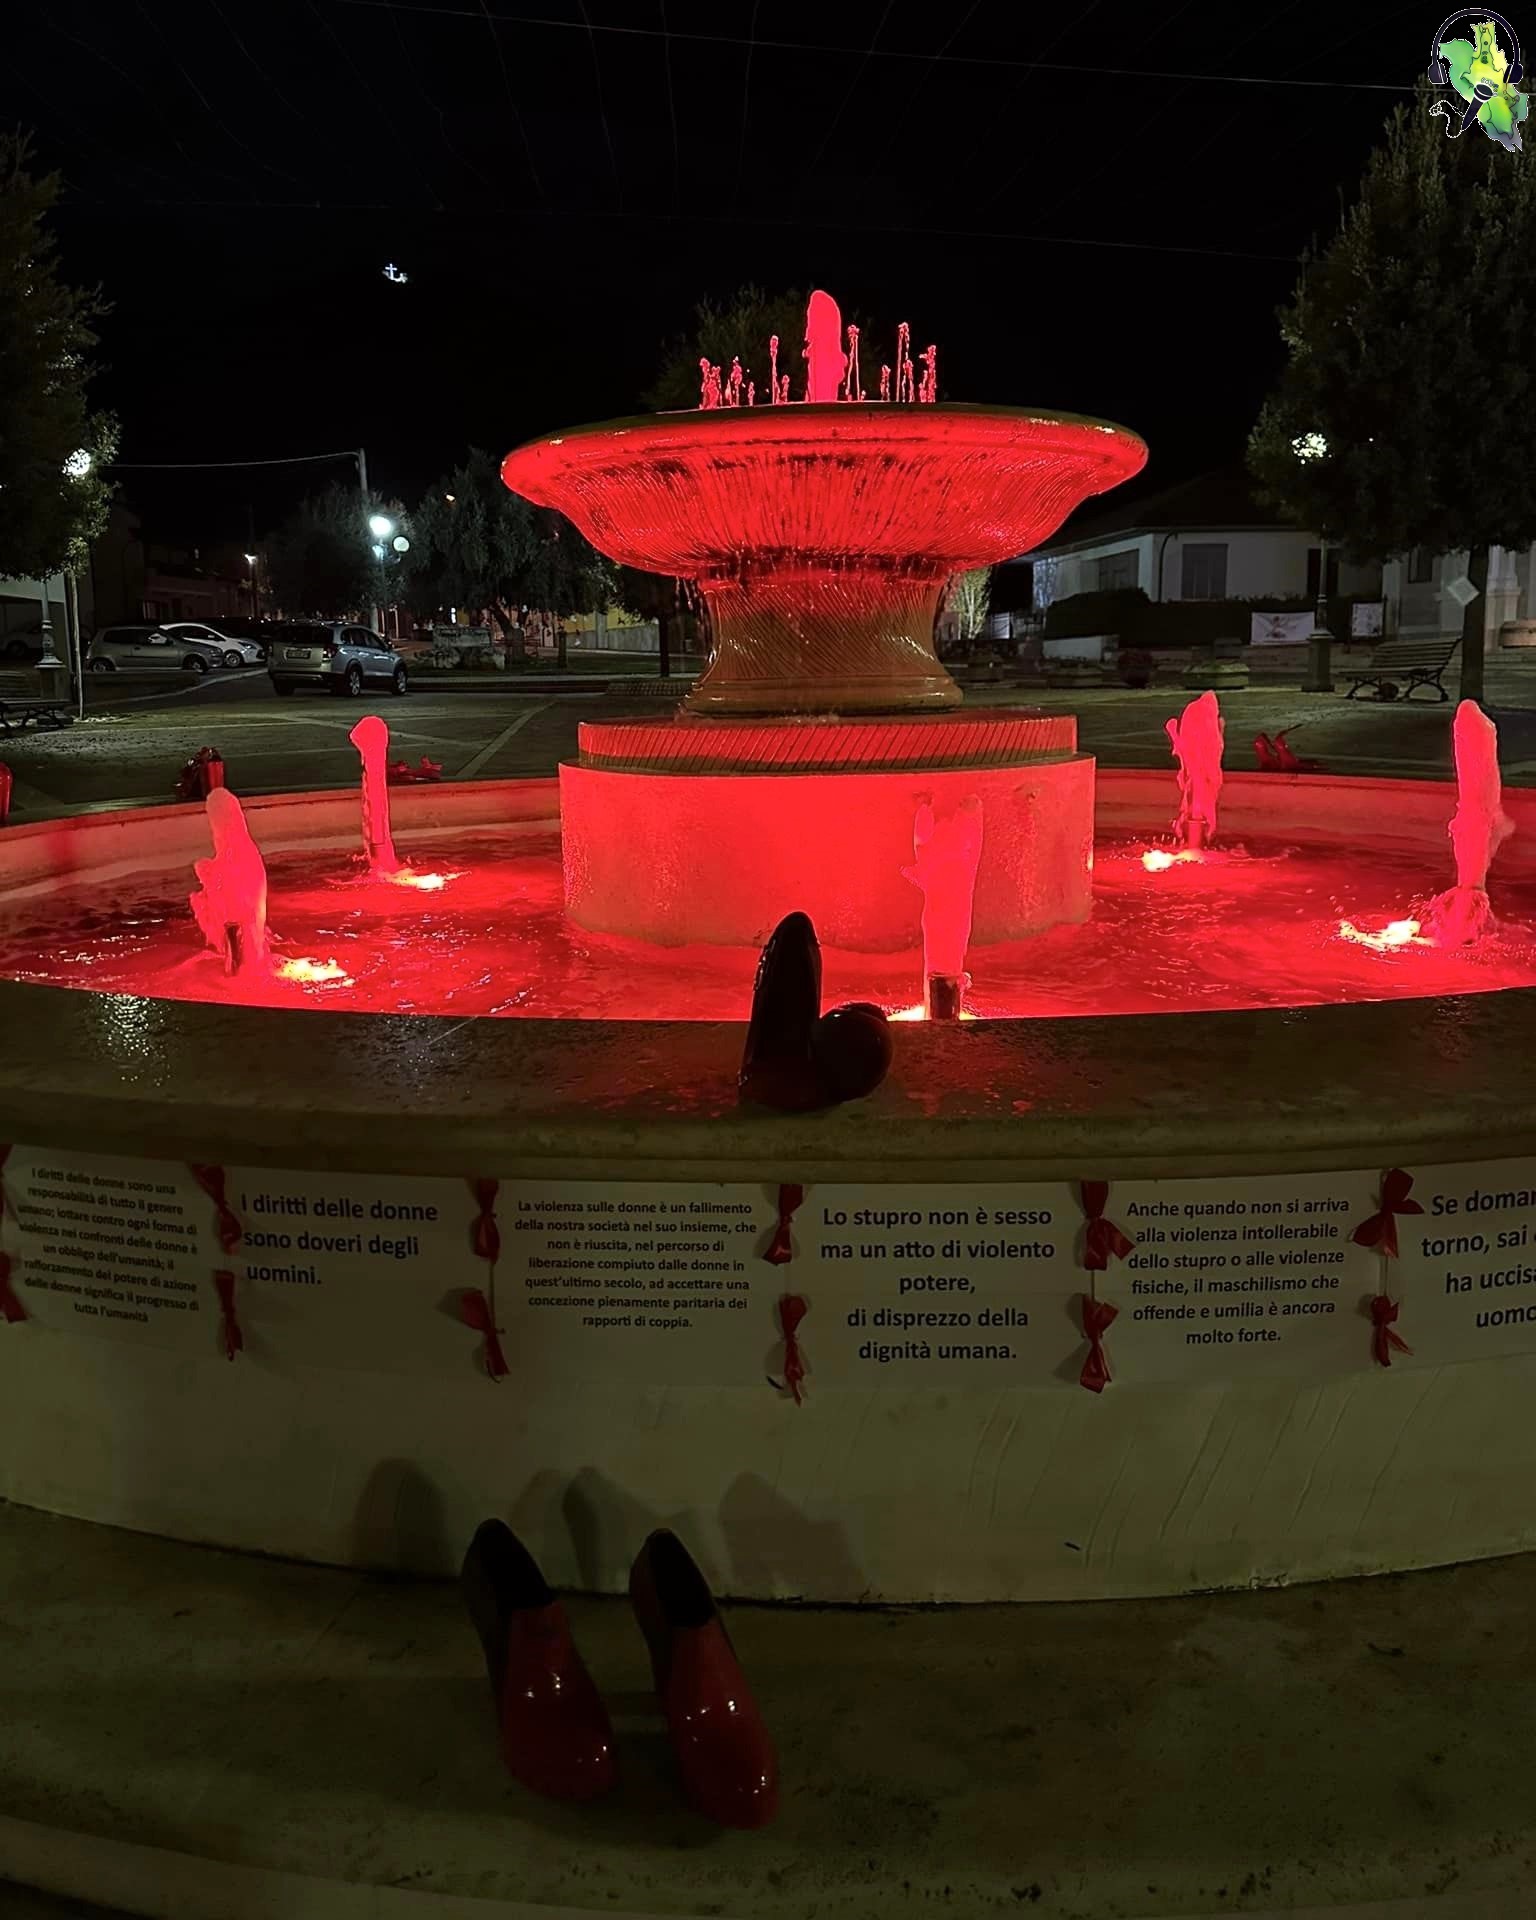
{"left": 189, "top": 788, "right": 269, "bottom": 976}
{"left": 350, "top": 716, "right": 402, "bottom": 880}
{"left": 1165, "top": 691, "right": 1225, "bottom": 852}
{"left": 1426, "top": 700, "right": 1514, "bottom": 945}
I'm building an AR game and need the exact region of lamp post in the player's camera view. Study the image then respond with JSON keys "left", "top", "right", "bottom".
{"left": 244, "top": 552, "right": 259, "bottom": 619}
{"left": 1292, "top": 432, "right": 1333, "bottom": 693}
{"left": 368, "top": 513, "right": 393, "bottom": 633}
{"left": 39, "top": 448, "right": 95, "bottom": 681}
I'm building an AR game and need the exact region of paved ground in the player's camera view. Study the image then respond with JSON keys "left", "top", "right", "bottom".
{"left": 4, "top": 1502, "right": 1536, "bottom": 1920}
{"left": 9, "top": 656, "right": 1536, "bottom": 822}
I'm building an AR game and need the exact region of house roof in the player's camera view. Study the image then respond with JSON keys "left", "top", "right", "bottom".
{"left": 1020, "top": 465, "right": 1301, "bottom": 557}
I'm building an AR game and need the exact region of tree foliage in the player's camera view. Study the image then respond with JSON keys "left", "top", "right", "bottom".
{"left": 643, "top": 284, "right": 817, "bottom": 411}
{"left": 407, "top": 448, "right": 613, "bottom": 637}
{"left": 265, "top": 482, "right": 391, "bottom": 617}
{"left": 1248, "top": 89, "right": 1536, "bottom": 563}
{"left": 0, "top": 134, "right": 115, "bottom": 576}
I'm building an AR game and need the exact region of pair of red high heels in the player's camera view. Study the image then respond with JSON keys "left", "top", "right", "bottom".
{"left": 461, "top": 1521, "right": 778, "bottom": 1828}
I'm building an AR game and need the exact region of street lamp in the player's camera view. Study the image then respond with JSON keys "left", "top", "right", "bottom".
{"left": 1292, "top": 432, "right": 1333, "bottom": 693}
{"left": 62, "top": 448, "right": 93, "bottom": 480}
{"left": 244, "top": 552, "right": 259, "bottom": 619}
{"left": 368, "top": 513, "right": 394, "bottom": 540}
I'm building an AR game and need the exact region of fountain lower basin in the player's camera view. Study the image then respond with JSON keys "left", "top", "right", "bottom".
{"left": 4, "top": 767, "right": 1536, "bottom": 1604}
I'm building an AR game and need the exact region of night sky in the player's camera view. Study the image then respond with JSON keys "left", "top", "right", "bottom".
{"left": 5, "top": 1, "right": 1434, "bottom": 543}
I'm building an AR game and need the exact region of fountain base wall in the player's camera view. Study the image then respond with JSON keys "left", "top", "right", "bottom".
{"left": 562, "top": 710, "right": 1094, "bottom": 949}
{"left": 7, "top": 774, "right": 1536, "bottom": 1603}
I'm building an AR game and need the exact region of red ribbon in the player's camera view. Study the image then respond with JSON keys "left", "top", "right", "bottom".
{"left": 1079, "top": 1294, "right": 1118, "bottom": 1393}
{"left": 0, "top": 1251, "right": 26, "bottom": 1324}
{"left": 1370, "top": 1293, "right": 1412, "bottom": 1367}
{"left": 189, "top": 1164, "right": 243, "bottom": 1254}
{"left": 1352, "top": 1169, "right": 1423, "bottom": 1260}
{"left": 762, "top": 1183, "right": 804, "bottom": 1265}
{"left": 470, "top": 1179, "right": 500, "bottom": 1264}
{"left": 778, "top": 1294, "right": 809, "bottom": 1405}
{"left": 213, "top": 1269, "right": 243, "bottom": 1361}
{"left": 1081, "top": 1181, "right": 1135, "bottom": 1272}
{"left": 461, "top": 1289, "right": 509, "bottom": 1378}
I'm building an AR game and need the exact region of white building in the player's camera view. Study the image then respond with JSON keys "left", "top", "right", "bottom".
{"left": 1382, "top": 544, "right": 1534, "bottom": 648}
{"left": 1018, "top": 469, "right": 1381, "bottom": 612}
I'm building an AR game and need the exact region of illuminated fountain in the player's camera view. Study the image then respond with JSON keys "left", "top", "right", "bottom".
{"left": 11, "top": 283, "right": 1536, "bottom": 1642}
{"left": 505, "top": 290, "right": 1144, "bottom": 952}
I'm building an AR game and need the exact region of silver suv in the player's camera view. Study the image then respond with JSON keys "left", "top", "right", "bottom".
{"left": 267, "top": 623, "right": 409, "bottom": 698}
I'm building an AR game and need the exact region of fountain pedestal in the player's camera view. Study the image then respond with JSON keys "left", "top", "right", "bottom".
{"left": 561, "top": 708, "right": 1093, "bottom": 950}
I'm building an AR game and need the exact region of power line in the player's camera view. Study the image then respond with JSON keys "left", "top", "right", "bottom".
{"left": 574, "top": 0, "right": 624, "bottom": 210}
{"left": 75, "top": 191, "right": 1300, "bottom": 261}
{"left": 110, "top": 450, "right": 364, "bottom": 471}
{"left": 478, "top": 0, "right": 547, "bottom": 205}
{"left": 329, "top": 0, "right": 1419, "bottom": 92}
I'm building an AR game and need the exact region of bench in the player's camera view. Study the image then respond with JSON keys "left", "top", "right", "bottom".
{"left": 0, "top": 669, "right": 71, "bottom": 735}
{"left": 1342, "top": 636, "right": 1460, "bottom": 703}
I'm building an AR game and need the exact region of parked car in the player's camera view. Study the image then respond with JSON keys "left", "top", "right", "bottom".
{"left": 1, "top": 625, "right": 46, "bottom": 663}
{"left": 266, "top": 622, "right": 409, "bottom": 697}
{"left": 161, "top": 620, "right": 265, "bottom": 667}
{"left": 88, "top": 625, "right": 222, "bottom": 674}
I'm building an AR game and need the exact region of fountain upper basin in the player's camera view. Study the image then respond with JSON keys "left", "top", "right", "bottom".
{"left": 501, "top": 404, "right": 1148, "bottom": 713}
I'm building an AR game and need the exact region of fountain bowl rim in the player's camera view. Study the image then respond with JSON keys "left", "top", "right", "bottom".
{"left": 501, "top": 399, "right": 1149, "bottom": 476}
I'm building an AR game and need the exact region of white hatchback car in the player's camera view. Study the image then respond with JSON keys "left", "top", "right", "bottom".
{"left": 161, "top": 621, "right": 265, "bottom": 668}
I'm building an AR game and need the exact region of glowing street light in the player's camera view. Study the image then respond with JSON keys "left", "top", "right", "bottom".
{"left": 1291, "top": 431, "right": 1328, "bottom": 463}
{"left": 368, "top": 513, "right": 395, "bottom": 540}
{"left": 62, "top": 448, "right": 93, "bottom": 479}
{"left": 392, "top": 535, "right": 410, "bottom": 553}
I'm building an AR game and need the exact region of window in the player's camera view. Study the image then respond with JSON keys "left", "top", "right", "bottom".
{"left": 1180, "top": 544, "right": 1228, "bottom": 600}
{"left": 1095, "top": 549, "right": 1139, "bottom": 592}
{"left": 1306, "top": 548, "right": 1341, "bottom": 601}
{"left": 1408, "top": 546, "right": 1434, "bottom": 583}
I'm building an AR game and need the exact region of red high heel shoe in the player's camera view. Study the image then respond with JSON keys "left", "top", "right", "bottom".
{"left": 1252, "top": 732, "right": 1281, "bottom": 771}
{"left": 460, "top": 1519, "right": 616, "bottom": 1801}
{"left": 629, "top": 1529, "right": 779, "bottom": 1829}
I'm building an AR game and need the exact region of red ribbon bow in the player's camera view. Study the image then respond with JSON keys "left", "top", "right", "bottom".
{"left": 1352, "top": 1169, "right": 1423, "bottom": 1260}
{"left": 470, "top": 1179, "right": 500, "bottom": 1264}
{"left": 213, "top": 1269, "right": 243, "bottom": 1361}
{"left": 0, "top": 1251, "right": 26, "bottom": 1324}
{"left": 778, "top": 1293, "right": 809, "bottom": 1405}
{"left": 1081, "top": 1181, "right": 1135, "bottom": 1272}
{"left": 762, "top": 1183, "right": 804, "bottom": 1265}
{"left": 1370, "top": 1293, "right": 1412, "bottom": 1367}
{"left": 189, "top": 1164, "right": 243, "bottom": 1254}
{"left": 1079, "top": 1294, "right": 1118, "bottom": 1394}
{"left": 461, "top": 1288, "right": 509, "bottom": 1379}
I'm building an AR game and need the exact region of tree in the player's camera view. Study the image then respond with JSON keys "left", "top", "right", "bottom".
{"left": 1248, "top": 85, "right": 1536, "bottom": 703}
{"left": 407, "top": 450, "right": 537, "bottom": 647}
{"left": 644, "top": 285, "right": 817, "bottom": 411}
{"left": 612, "top": 564, "right": 698, "bottom": 679}
{"left": 522, "top": 508, "right": 614, "bottom": 669}
{"left": 265, "top": 483, "right": 389, "bottom": 617}
{"left": 0, "top": 134, "right": 116, "bottom": 577}
{"left": 945, "top": 568, "right": 992, "bottom": 644}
